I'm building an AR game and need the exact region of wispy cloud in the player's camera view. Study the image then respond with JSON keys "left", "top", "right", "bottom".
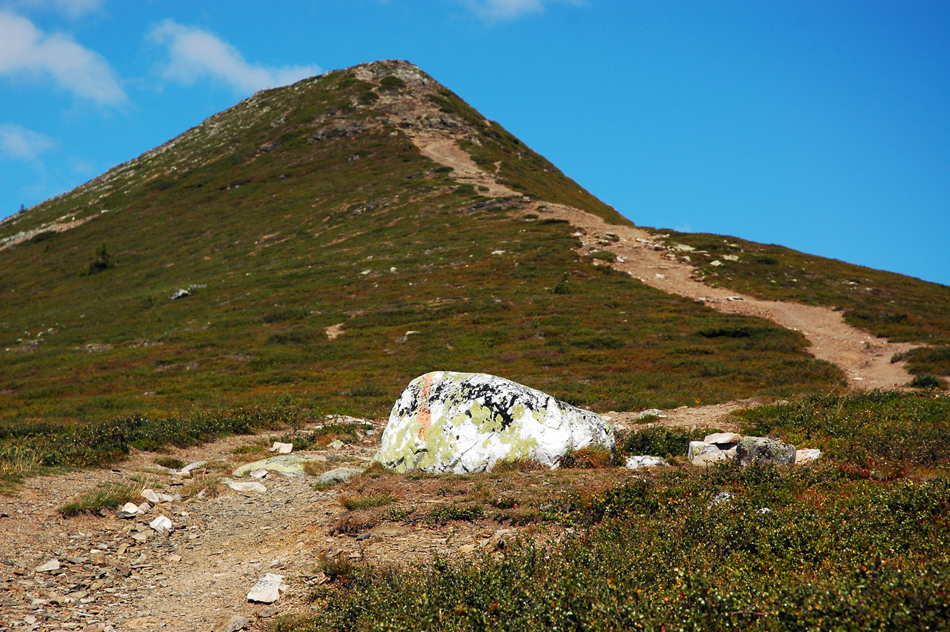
{"left": 463, "top": 0, "right": 582, "bottom": 21}
{"left": 4, "top": 0, "right": 103, "bottom": 19}
{"left": 0, "top": 11, "right": 126, "bottom": 104}
{"left": 148, "top": 20, "right": 321, "bottom": 94}
{"left": 0, "top": 122, "right": 54, "bottom": 162}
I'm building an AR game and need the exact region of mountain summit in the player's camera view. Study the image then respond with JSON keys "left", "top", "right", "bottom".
{"left": 1, "top": 60, "right": 943, "bottom": 427}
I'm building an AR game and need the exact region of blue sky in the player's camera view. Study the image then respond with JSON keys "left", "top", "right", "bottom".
{"left": 1, "top": 0, "right": 948, "bottom": 285}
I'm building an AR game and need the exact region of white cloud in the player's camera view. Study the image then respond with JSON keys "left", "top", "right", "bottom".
{"left": 0, "top": 123, "right": 54, "bottom": 161}
{"left": 0, "top": 11, "right": 126, "bottom": 104}
{"left": 4, "top": 0, "right": 103, "bottom": 19}
{"left": 148, "top": 20, "right": 321, "bottom": 94}
{"left": 464, "top": 0, "right": 582, "bottom": 21}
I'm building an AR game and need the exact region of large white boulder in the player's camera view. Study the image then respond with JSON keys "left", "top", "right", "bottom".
{"left": 375, "top": 371, "right": 614, "bottom": 474}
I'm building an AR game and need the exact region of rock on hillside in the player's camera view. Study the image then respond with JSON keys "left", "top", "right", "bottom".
{"left": 376, "top": 371, "right": 614, "bottom": 473}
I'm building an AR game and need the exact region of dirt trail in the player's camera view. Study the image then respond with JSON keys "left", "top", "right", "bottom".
{"left": 411, "top": 134, "right": 919, "bottom": 391}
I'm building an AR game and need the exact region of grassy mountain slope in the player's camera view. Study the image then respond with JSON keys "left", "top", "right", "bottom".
{"left": 661, "top": 232, "right": 950, "bottom": 346}
{"left": 0, "top": 61, "right": 842, "bottom": 439}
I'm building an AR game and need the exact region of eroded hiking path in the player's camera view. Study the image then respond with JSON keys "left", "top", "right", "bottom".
{"left": 413, "top": 134, "right": 920, "bottom": 390}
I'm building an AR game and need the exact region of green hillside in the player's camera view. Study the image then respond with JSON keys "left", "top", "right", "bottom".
{"left": 0, "top": 60, "right": 845, "bottom": 442}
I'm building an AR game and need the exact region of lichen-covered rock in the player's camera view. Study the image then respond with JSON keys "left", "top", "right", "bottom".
{"left": 376, "top": 371, "right": 614, "bottom": 474}
{"left": 736, "top": 436, "right": 796, "bottom": 466}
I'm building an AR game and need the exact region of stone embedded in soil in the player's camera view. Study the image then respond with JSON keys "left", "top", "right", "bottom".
{"left": 377, "top": 371, "right": 614, "bottom": 474}
{"left": 795, "top": 448, "right": 821, "bottom": 463}
{"left": 318, "top": 467, "right": 363, "bottom": 486}
{"left": 250, "top": 469, "right": 268, "bottom": 478}
{"left": 35, "top": 558, "right": 60, "bottom": 572}
{"left": 625, "top": 455, "right": 671, "bottom": 469}
{"left": 247, "top": 573, "right": 283, "bottom": 603}
{"left": 225, "top": 480, "right": 267, "bottom": 494}
{"left": 232, "top": 455, "right": 321, "bottom": 478}
{"left": 212, "top": 614, "right": 250, "bottom": 632}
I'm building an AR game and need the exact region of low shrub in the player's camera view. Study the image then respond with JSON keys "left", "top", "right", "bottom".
{"left": 59, "top": 482, "right": 139, "bottom": 516}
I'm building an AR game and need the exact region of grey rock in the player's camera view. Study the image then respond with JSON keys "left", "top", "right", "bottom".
{"left": 692, "top": 446, "right": 729, "bottom": 466}
{"left": 795, "top": 448, "right": 821, "bottom": 463}
{"left": 269, "top": 442, "right": 293, "bottom": 454}
{"left": 149, "top": 515, "right": 173, "bottom": 533}
{"left": 625, "top": 455, "right": 670, "bottom": 470}
{"left": 687, "top": 441, "right": 711, "bottom": 460}
{"left": 211, "top": 614, "right": 250, "bottom": 632}
{"left": 708, "top": 491, "right": 733, "bottom": 507}
{"left": 318, "top": 467, "right": 362, "bottom": 486}
{"left": 232, "top": 455, "right": 323, "bottom": 477}
{"left": 635, "top": 408, "right": 668, "bottom": 419}
{"left": 35, "top": 559, "right": 60, "bottom": 572}
{"left": 736, "top": 436, "right": 796, "bottom": 466}
{"left": 169, "top": 288, "right": 190, "bottom": 300}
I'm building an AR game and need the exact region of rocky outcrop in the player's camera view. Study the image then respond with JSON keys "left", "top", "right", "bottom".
{"left": 376, "top": 371, "right": 614, "bottom": 474}
{"left": 689, "top": 433, "right": 810, "bottom": 467}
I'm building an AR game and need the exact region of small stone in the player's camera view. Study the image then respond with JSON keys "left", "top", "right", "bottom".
{"left": 165, "top": 554, "right": 182, "bottom": 563}
{"left": 169, "top": 288, "right": 190, "bottom": 300}
{"left": 355, "top": 533, "right": 371, "bottom": 542}
{"left": 137, "top": 501, "right": 151, "bottom": 513}
{"left": 703, "top": 432, "right": 741, "bottom": 445}
{"left": 258, "top": 606, "right": 279, "bottom": 617}
{"left": 269, "top": 442, "right": 293, "bottom": 454}
{"left": 36, "top": 558, "right": 60, "bottom": 572}
{"left": 635, "top": 409, "right": 667, "bottom": 419}
{"left": 625, "top": 455, "right": 670, "bottom": 470}
{"left": 117, "top": 503, "right": 139, "bottom": 518}
{"left": 149, "top": 515, "right": 173, "bottom": 533}
{"left": 708, "top": 491, "right": 733, "bottom": 507}
{"left": 25, "top": 615, "right": 37, "bottom": 624}
{"left": 318, "top": 467, "right": 362, "bottom": 487}
{"left": 795, "top": 448, "right": 821, "bottom": 463}
{"left": 211, "top": 614, "right": 249, "bottom": 632}
{"left": 179, "top": 461, "right": 205, "bottom": 474}
{"left": 328, "top": 440, "right": 345, "bottom": 449}
{"left": 250, "top": 469, "right": 268, "bottom": 479}
{"left": 140, "top": 489, "right": 160, "bottom": 504}
{"left": 247, "top": 573, "right": 283, "bottom": 603}
{"left": 131, "top": 532, "right": 149, "bottom": 542}
{"left": 225, "top": 481, "right": 267, "bottom": 494}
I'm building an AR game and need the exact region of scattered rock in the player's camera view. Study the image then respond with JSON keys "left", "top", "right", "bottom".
{"left": 376, "top": 371, "right": 614, "bottom": 473}
{"left": 224, "top": 481, "right": 267, "bottom": 494}
{"left": 328, "top": 440, "right": 345, "bottom": 449}
{"left": 36, "top": 558, "right": 60, "bottom": 572}
{"left": 795, "top": 448, "right": 821, "bottom": 463}
{"left": 247, "top": 573, "right": 283, "bottom": 604}
{"left": 625, "top": 455, "right": 670, "bottom": 469}
{"left": 635, "top": 408, "right": 667, "bottom": 419}
{"left": 149, "top": 515, "right": 173, "bottom": 534}
{"left": 687, "top": 441, "right": 713, "bottom": 460}
{"left": 708, "top": 491, "right": 733, "bottom": 507}
{"left": 169, "top": 288, "right": 190, "bottom": 300}
{"left": 140, "top": 489, "right": 160, "bottom": 504}
{"left": 211, "top": 614, "right": 250, "bottom": 632}
{"left": 117, "top": 503, "right": 139, "bottom": 519}
{"left": 250, "top": 469, "right": 268, "bottom": 479}
{"left": 736, "top": 437, "right": 796, "bottom": 466}
{"left": 692, "top": 446, "right": 729, "bottom": 466}
{"left": 269, "top": 442, "right": 293, "bottom": 454}
{"left": 318, "top": 467, "right": 363, "bottom": 487}
{"left": 179, "top": 461, "right": 206, "bottom": 475}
